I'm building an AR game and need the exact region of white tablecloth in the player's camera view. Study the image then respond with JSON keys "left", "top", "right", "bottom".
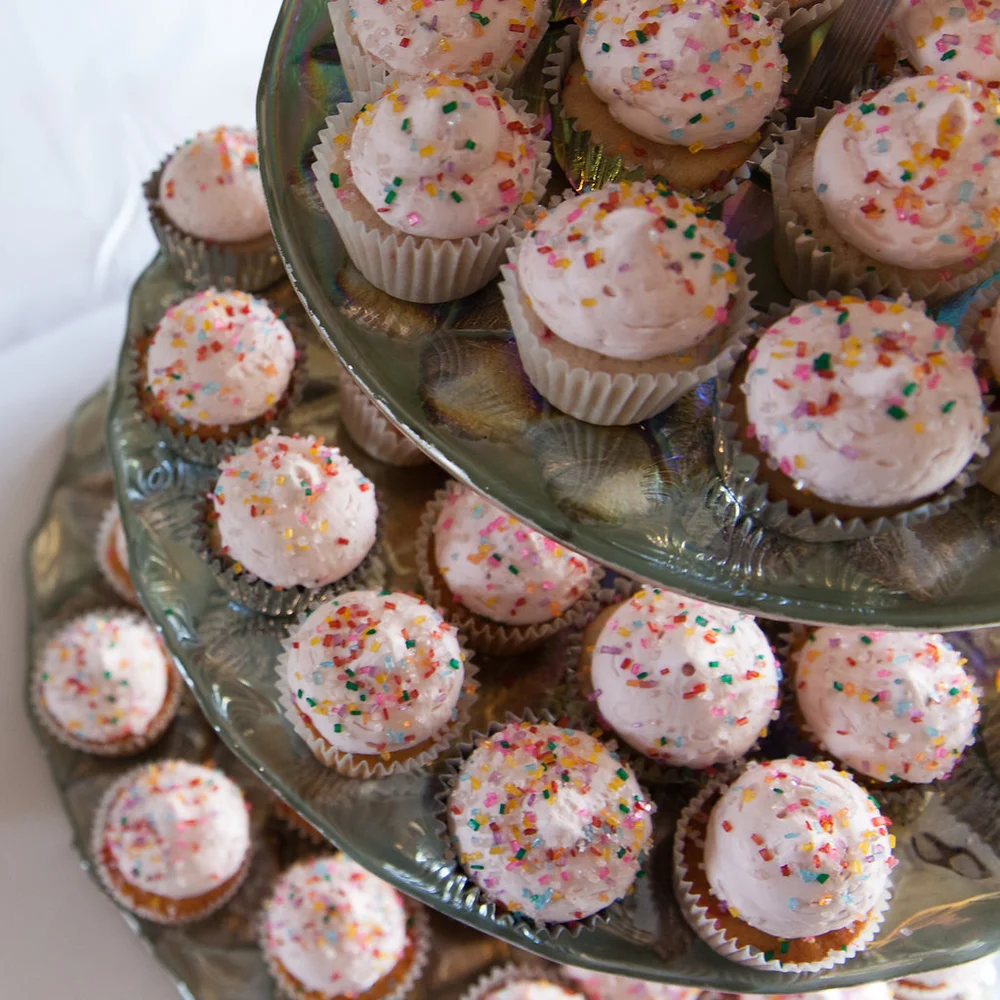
{"left": 0, "top": 3, "right": 280, "bottom": 995}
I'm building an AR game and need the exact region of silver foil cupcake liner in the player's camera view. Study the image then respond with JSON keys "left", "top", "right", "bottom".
{"left": 144, "top": 155, "right": 285, "bottom": 293}
{"left": 455, "top": 961, "right": 566, "bottom": 1000}
{"left": 764, "top": 0, "right": 845, "bottom": 46}
{"left": 415, "top": 482, "right": 607, "bottom": 655}
{"left": 95, "top": 503, "right": 141, "bottom": 606}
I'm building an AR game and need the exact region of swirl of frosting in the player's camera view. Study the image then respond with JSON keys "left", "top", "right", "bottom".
{"left": 103, "top": 760, "right": 250, "bottom": 899}
{"left": 589, "top": 589, "right": 779, "bottom": 769}
{"left": 285, "top": 589, "right": 466, "bottom": 754}
{"left": 792, "top": 628, "right": 979, "bottom": 784}
{"left": 516, "top": 183, "right": 739, "bottom": 361}
{"left": 39, "top": 612, "right": 170, "bottom": 745}
{"left": 894, "top": 956, "right": 999, "bottom": 1000}
{"left": 348, "top": 75, "right": 542, "bottom": 240}
{"left": 433, "top": 482, "right": 596, "bottom": 625}
{"left": 742, "top": 297, "right": 986, "bottom": 509}
{"left": 704, "top": 758, "right": 895, "bottom": 940}
{"left": 210, "top": 431, "right": 378, "bottom": 589}
{"left": 449, "top": 721, "right": 654, "bottom": 922}
{"left": 562, "top": 966, "right": 700, "bottom": 1000}
{"left": 349, "top": 0, "right": 548, "bottom": 80}
{"left": 159, "top": 127, "right": 270, "bottom": 242}
{"left": 892, "top": 0, "right": 1000, "bottom": 87}
{"left": 578, "top": 0, "right": 786, "bottom": 149}
{"left": 263, "top": 854, "right": 409, "bottom": 995}
{"left": 145, "top": 289, "right": 296, "bottom": 429}
{"left": 813, "top": 75, "right": 1000, "bottom": 269}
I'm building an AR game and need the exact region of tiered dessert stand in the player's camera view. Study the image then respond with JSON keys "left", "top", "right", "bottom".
{"left": 25, "top": 0, "right": 1000, "bottom": 996}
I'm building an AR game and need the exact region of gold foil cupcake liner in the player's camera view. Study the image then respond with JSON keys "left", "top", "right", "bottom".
{"left": 433, "top": 708, "right": 652, "bottom": 937}
{"left": 260, "top": 873, "right": 431, "bottom": 1000}
{"left": 771, "top": 109, "right": 1000, "bottom": 304}
{"left": 543, "top": 27, "right": 783, "bottom": 203}
{"left": 90, "top": 761, "right": 253, "bottom": 925}
{"left": 312, "top": 90, "right": 551, "bottom": 305}
{"left": 672, "top": 777, "right": 894, "bottom": 974}
{"left": 500, "top": 196, "right": 757, "bottom": 426}
{"left": 337, "top": 366, "right": 432, "bottom": 467}
{"left": 144, "top": 155, "right": 285, "bottom": 293}
{"left": 415, "top": 482, "right": 607, "bottom": 656}
{"left": 30, "top": 608, "right": 183, "bottom": 758}
{"left": 764, "top": 0, "right": 845, "bottom": 46}
{"left": 127, "top": 299, "right": 308, "bottom": 466}
{"left": 95, "top": 503, "right": 141, "bottom": 606}
{"left": 276, "top": 604, "right": 479, "bottom": 778}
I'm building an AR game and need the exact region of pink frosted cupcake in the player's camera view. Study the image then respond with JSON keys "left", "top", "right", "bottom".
{"left": 562, "top": 966, "right": 699, "bottom": 1000}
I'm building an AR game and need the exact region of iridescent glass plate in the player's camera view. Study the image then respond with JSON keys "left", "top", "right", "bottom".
{"left": 106, "top": 256, "right": 1000, "bottom": 993}
{"left": 256, "top": 0, "right": 1000, "bottom": 630}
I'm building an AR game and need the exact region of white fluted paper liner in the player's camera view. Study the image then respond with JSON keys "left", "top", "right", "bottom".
{"left": 672, "top": 778, "right": 893, "bottom": 973}
{"left": 90, "top": 762, "right": 253, "bottom": 925}
{"left": 337, "top": 368, "right": 431, "bottom": 467}
{"left": 455, "top": 962, "right": 566, "bottom": 1000}
{"left": 415, "top": 483, "right": 606, "bottom": 655}
{"left": 312, "top": 91, "right": 551, "bottom": 305}
{"left": 261, "top": 872, "right": 430, "bottom": 1000}
{"left": 276, "top": 606, "right": 479, "bottom": 778}
{"left": 144, "top": 156, "right": 285, "bottom": 293}
{"left": 196, "top": 494, "right": 388, "bottom": 618}
{"left": 543, "top": 27, "right": 783, "bottom": 203}
{"left": 434, "top": 708, "right": 650, "bottom": 937}
{"left": 95, "top": 503, "right": 140, "bottom": 606}
{"left": 763, "top": 0, "right": 844, "bottom": 46}
{"left": 500, "top": 214, "right": 756, "bottom": 426}
{"left": 31, "top": 608, "right": 183, "bottom": 757}
{"left": 771, "top": 109, "right": 1000, "bottom": 304}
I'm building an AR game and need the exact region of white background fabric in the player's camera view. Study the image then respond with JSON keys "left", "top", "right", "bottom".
{"left": 0, "top": 2, "right": 280, "bottom": 995}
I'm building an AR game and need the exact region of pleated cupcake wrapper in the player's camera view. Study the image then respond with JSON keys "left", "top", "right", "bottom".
{"left": 271, "top": 798, "right": 330, "bottom": 845}
{"left": 764, "top": 0, "right": 845, "bottom": 46}
{"left": 195, "top": 494, "right": 388, "bottom": 618}
{"left": 261, "top": 874, "right": 430, "bottom": 1000}
{"left": 276, "top": 607, "right": 479, "bottom": 778}
{"left": 771, "top": 109, "right": 1000, "bottom": 304}
{"left": 672, "top": 777, "right": 893, "bottom": 973}
{"left": 95, "top": 503, "right": 141, "bottom": 607}
{"left": 337, "top": 368, "right": 431, "bottom": 467}
{"left": 454, "top": 961, "right": 566, "bottom": 1000}
{"left": 30, "top": 608, "right": 183, "bottom": 758}
{"left": 712, "top": 362, "right": 987, "bottom": 542}
{"left": 543, "top": 27, "right": 784, "bottom": 204}
{"left": 327, "top": 0, "right": 528, "bottom": 95}
{"left": 434, "top": 707, "right": 649, "bottom": 937}
{"left": 127, "top": 305, "right": 308, "bottom": 467}
{"left": 91, "top": 762, "right": 253, "bottom": 925}
{"left": 500, "top": 218, "right": 757, "bottom": 426}
{"left": 415, "top": 483, "right": 607, "bottom": 655}
{"left": 144, "top": 156, "right": 285, "bottom": 293}
{"left": 312, "top": 92, "right": 551, "bottom": 305}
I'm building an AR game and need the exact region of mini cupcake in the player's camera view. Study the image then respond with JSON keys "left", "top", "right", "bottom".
{"left": 461, "top": 966, "right": 588, "bottom": 1000}
{"left": 894, "top": 956, "right": 999, "bottom": 1000}
{"left": 204, "top": 431, "right": 383, "bottom": 616}
{"left": 561, "top": 966, "right": 699, "bottom": 1000}
{"left": 96, "top": 503, "right": 139, "bottom": 605}
{"left": 329, "top": 0, "right": 549, "bottom": 94}
{"left": 138, "top": 288, "right": 300, "bottom": 463}
{"left": 674, "top": 757, "right": 896, "bottom": 972}
{"left": 279, "top": 589, "right": 474, "bottom": 777}
{"left": 501, "top": 182, "right": 755, "bottom": 426}
{"left": 789, "top": 627, "right": 980, "bottom": 784}
{"left": 261, "top": 853, "right": 428, "bottom": 1000}
{"left": 338, "top": 367, "right": 431, "bottom": 466}
{"left": 417, "top": 481, "right": 602, "bottom": 655}
{"left": 715, "top": 296, "right": 988, "bottom": 540}
{"left": 145, "top": 126, "right": 284, "bottom": 291}
{"left": 447, "top": 720, "right": 655, "bottom": 924}
{"left": 32, "top": 611, "right": 181, "bottom": 756}
{"left": 700, "top": 986, "right": 891, "bottom": 1000}
{"left": 92, "top": 759, "right": 251, "bottom": 924}
{"left": 313, "top": 74, "right": 550, "bottom": 303}
{"left": 272, "top": 798, "right": 328, "bottom": 844}
{"left": 773, "top": 75, "right": 1000, "bottom": 302}
{"left": 891, "top": 1, "right": 1000, "bottom": 88}
{"left": 546, "top": 0, "right": 786, "bottom": 196}
{"left": 577, "top": 589, "right": 780, "bottom": 771}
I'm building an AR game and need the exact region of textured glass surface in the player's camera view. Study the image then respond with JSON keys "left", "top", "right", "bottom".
{"left": 105, "top": 257, "right": 1000, "bottom": 993}
{"left": 256, "top": 0, "right": 1000, "bottom": 629}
